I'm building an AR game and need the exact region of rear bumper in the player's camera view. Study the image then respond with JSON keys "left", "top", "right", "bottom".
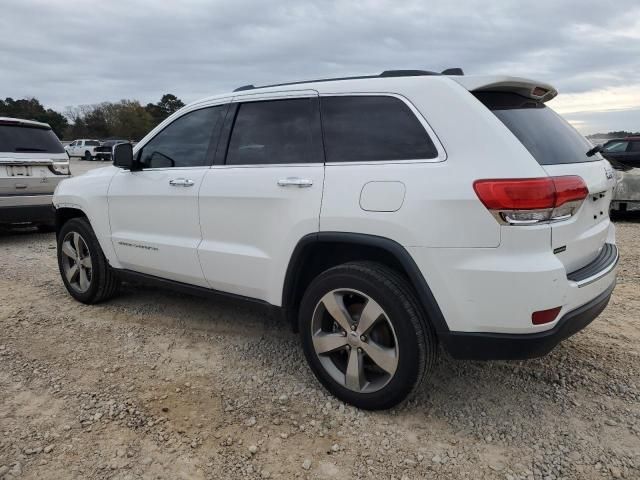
{"left": 0, "top": 203, "right": 55, "bottom": 224}
{"left": 441, "top": 281, "right": 615, "bottom": 360}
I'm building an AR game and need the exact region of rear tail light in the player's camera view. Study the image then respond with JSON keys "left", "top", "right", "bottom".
{"left": 532, "top": 306, "right": 562, "bottom": 325}
{"left": 473, "top": 176, "right": 588, "bottom": 225}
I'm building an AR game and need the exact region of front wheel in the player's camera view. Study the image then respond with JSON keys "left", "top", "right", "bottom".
{"left": 298, "top": 261, "right": 437, "bottom": 410}
{"left": 57, "top": 217, "right": 120, "bottom": 303}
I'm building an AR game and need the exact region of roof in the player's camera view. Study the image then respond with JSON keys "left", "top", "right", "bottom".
{"left": 0, "top": 117, "right": 51, "bottom": 129}
{"left": 188, "top": 70, "right": 558, "bottom": 108}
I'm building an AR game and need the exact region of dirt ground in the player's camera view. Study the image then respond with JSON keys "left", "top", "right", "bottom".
{"left": 0, "top": 210, "right": 639, "bottom": 479}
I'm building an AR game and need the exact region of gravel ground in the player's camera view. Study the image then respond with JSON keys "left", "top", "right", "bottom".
{"left": 0, "top": 214, "right": 639, "bottom": 480}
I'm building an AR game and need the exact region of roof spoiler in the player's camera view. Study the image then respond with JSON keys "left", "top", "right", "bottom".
{"left": 451, "top": 75, "right": 558, "bottom": 102}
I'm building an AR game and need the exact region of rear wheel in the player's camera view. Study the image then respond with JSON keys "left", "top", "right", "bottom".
{"left": 84, "top": 151, "right": 92, "bottom": 161}
{"left": 299, "top": 261, "right": 437, "bottom": 410}
{"left": 57, "top": 218, "right": 119, "bottom": 303}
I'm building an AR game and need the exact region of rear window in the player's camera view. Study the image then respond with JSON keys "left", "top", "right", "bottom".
{"left": 0, "top": 125, "right": 64, "bottom": 154}
{"left": 320, "top": 96, "right": 438, "bottom": 162}
{"left": 475, "top": 92, "right": 595, "bottom": 165}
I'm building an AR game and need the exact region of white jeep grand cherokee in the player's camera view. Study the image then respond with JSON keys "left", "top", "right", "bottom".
{"left": 53, "top": 69, "right": 619, "bottom": 409}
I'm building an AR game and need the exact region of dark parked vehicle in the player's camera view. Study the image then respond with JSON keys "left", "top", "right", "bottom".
{"left": 95, "top": 139, "right": 129, "bottom": 162}
{"left": 600, "top": 137, "right": 640, "bottom": 211}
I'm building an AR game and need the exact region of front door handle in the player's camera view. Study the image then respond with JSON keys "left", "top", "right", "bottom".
{"left": 169, "top": 178, "right": 195, "bottom": 187}
{"left": 277, "top": 177, "right": 313, "bottom": 188}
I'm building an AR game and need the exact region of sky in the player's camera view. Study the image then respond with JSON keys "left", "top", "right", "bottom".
{"left": 2, "top": 0, "right": 640, "bottom": 135}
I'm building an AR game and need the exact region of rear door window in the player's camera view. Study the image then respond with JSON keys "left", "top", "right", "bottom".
{"left": 320, "top": 96, "right": 438, "bottom": 162}
{"left": 85, "top": 140, "right": 100, "bottom": 146}
{"left": 475, "top": 92, "right": 596, "bottom": 165}
{"left": 629, "top": 141, "right": 640, "bottom": 152}
{"left": 0, "top": 125, "right": 64, "bottom": 153}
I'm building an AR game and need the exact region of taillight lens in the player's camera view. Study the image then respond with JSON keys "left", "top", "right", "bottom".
{"left": 473, "top": 176, "right": 588, "bottom": 225}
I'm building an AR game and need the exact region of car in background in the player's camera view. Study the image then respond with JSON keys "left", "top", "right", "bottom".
{"left": 65, "top": 139, "right": 101, "bottom": 161}
{"left": 599, "top": 137, "right": 640, "bottom": 211}
{"left": 95, "top": 139, "right": 129, "bottom": 162}
{"left": 0, "top": 117, "right": 70, "bottom": 230}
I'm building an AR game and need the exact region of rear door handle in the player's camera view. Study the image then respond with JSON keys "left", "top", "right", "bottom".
{"left": 277, "top": 177, "right": 313, "bottom": 188}
{"left": 169, "top": 178, "right": 195, "bottom": 187}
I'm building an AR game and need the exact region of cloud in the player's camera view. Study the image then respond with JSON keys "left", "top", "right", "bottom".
{"left": 1, "top": 0, "right": 639, "bottom": 132}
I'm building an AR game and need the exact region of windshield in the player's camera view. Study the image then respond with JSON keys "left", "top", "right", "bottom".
{"left": 474, "top": 92, "right": 597, "bottom": 165}
{"left": 0, "top": 124, "right": 64, "bottom": 153}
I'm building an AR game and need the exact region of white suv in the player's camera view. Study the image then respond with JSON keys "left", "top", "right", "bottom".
{"left": 53, "top": 69, "right": 619, "bottom": 409}
{"left": 1, "top": 117, "right": 70, "bottom": 229}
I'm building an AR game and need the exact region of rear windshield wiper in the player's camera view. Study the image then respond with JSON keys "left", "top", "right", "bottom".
{"left": 586, "top": 144, "right": 602, "bottom": 157}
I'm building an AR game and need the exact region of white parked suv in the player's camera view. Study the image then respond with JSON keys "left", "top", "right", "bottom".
{"left": 53, "top": 69, "right": 619, "bottom": 409}
{"left": 65, "top": 139, "right": 101, "bottom": 161}
{"left": 1, "top": 117, "right": 70, "bottom": 229}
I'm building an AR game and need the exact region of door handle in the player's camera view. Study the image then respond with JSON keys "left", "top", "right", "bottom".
{"left": 169, "top": 178, "right": 195, "bottom": 187}
{"left": 277, "top": 177, "right": 313, "bottom": 188}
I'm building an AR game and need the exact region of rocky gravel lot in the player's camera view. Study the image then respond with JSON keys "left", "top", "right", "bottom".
{"left": 0, "top": 214, "right": 639, "bottom": 480}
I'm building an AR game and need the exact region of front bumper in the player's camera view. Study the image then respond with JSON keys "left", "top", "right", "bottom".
{"left": 441, "top": 281, "right": 615, "bottom": 360}
{"left": 613, "top": 167, "right": 640, "bottom": 203}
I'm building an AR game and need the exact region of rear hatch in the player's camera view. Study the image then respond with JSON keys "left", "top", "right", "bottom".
{"left": 0, "top": 120, "right": 69, "bottom": 195}
{"left": 473, "top": 90, "right": 617, "bottom": 273}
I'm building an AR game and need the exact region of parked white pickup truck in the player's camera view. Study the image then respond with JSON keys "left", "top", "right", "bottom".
{"left": 65, "top": 139, "right": 101, "bottom": 161}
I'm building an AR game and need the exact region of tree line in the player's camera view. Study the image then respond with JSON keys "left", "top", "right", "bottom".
{"left": 0, "top": 94, "right": 185, "bottom": 141}
{"left": 586, "top": 131, "right": 640, "bottom": 140}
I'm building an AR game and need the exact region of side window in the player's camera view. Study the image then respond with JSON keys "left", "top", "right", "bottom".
{"left": 225, "top": 98, "right": 321, "bottom": 165}
{"left": 139, "top": 106, "right": 225, "bottom": 168}
{"left": 629, "top": 141, "right": 640, "bottom": 152}
{"left": 320, "top": 96, "right": 438, "bottom": 162}
{"left": 603, "top": 141, "right": 628, "bottom": 153}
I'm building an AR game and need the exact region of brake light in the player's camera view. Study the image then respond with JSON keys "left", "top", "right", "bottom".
{"left": 473, "top": 176, "right": 588, "bottom": 225}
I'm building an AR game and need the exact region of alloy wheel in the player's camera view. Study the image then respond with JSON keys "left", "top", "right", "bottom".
{"left": 310, "top": 289, "right": 399, "bottom": 393}
{"left": 60, "top": 231, "right": 93, "bottom": 293}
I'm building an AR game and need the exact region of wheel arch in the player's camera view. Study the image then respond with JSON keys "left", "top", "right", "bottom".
{"left": 282, "top": 232, "right": 449, "bottom": 335}
{"left": 55, "top": 207, "right": 88, "bottom": 236}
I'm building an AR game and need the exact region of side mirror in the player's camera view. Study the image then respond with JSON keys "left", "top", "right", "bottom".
{"left": 113, "top": 143, "right": 135, "bottom": 169}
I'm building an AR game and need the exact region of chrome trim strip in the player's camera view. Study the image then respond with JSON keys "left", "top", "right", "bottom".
{"left": 574, "top": 247, "right": 619, "bottom": 288}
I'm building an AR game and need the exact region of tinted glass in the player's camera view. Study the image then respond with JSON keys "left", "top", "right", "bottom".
{"left": 475, "top": 92, "right": 595, "bottom": 165}
{"left": 0, "top": 125, "right": 64, "bottom": 153}
{"left": 139, "top": 106, "right": 224, "bottom": 168}
{"left": 85, "top": 140, "right": 100, "bottom": 146}
{"left": 320, "top": 96, "right": 438, "bottom": 162}
{"left": 226, "top": 98, "right": 320, "bottom": 165}
{"left": 629, "top": 141, "right": 640, "bottom": 152}
{"left": 603, "top": 141, "right": 628, "bottom": 153}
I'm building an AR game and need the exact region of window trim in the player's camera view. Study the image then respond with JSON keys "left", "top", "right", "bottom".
{"left": 217, "top": 91, "right": 324, "bottom": 168}
{"left": 132, "top": 100, "right": 231, "bottom": 171}
{"left": 319, "top": 92, "right": 447, "bottom": 165}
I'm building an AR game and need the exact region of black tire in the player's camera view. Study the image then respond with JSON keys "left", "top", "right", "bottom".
{"left": 298, "top": 261, "right": 437, "bottom": 410}
{"left": 84, "top": 151, "right": 92, "bottom": 161}
{"left": 57, "top": 217, "right": 120, "bottom": 304}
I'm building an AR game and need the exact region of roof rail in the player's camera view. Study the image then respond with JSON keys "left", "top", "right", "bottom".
{"left": 233, "top": 84, "right": 256, "bottom": 92}
{"left": 232, "top": 68, "right": 451, "bottom": 92}
{"left": 379, "top": 69, "right": 439, "bottom": 77}
{"left": 441, "top": 68, "right": 464, "bottom": 76}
